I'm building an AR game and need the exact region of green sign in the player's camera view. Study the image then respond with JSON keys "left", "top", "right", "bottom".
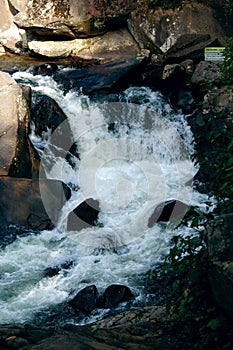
{"left": 204, "top": 47, "right": 225, "bottom": 62}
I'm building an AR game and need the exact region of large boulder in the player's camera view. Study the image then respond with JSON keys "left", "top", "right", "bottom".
{"left": 14, "top": 0, "right": 138, "bottom": 39}
{"left": 27, "top": 28, "right": 140, "bottom": 61}
{"left": 191, "top": 61, "right": 221, "bottom": 87}
{"left": 30, "top": 94, "right": 67, "bottom": 136}
{"left": 128, "top": 2, "right": 226, "bottom": 54}
{"left": 98, "top": 284, "right": 134, "bottom": 309}
{"left": 0, "top": 71, "right": 32, "bottom": 177}
{"left": 0, "top": 0, "right": 27, "bottom": 52}
{"left": 0, "top": 177, "right": 71, "bottom": 229}
{"left": 164, "top": 34, "right": 220, "bottom": 64}
{"left": 69, "top": 285, "right": 99, "bottom": 314}
{"left": 63, "top": 58, "right": 145, "bottom": 94}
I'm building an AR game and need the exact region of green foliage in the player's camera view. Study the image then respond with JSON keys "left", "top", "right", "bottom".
{"left": 148, "top": 0, "right": 208, "bottom": 10}
{"left": 148, "top": 0, "right": 182, "bottom": 9}
{"left": 221, "top": 37, "right": 233, "bottom": 85}
{"left": 193, "top": 116, "right": 233, "bottom": 213}
{"left": 160, "top": 222, "right": 231, "bottom": 349}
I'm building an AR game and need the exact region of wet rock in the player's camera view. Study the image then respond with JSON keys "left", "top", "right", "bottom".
{"left": 31, "top": 94, "right": 67, "bottom": 136}
{"left": 98, "top": 284, "right": 134, "bottom": 309}
{"left": 0, "top": 71, "right": 32, "bottom": 178}
{"left": 148, "top": 200, "right": 188, "bottom": 228}
{"left": 33, "top": 63, "right": 58, "bottom": 76}
{"left": 35, "top": 302, "right": 78, "bottom": 327}
{"left": 43, "top": 261, "right": 74, "bottom": 278}
{"left": 66, "top": 57, "right": 144, "bottom": 94}
{"left": 0, "top": 177, "right": 70, "bottom": 228}
{"left": 67, "top": 198, "right": 100, "bottom": 231}
{"left": 5, "top": 336, "right": 29, "bottom": 349}
{"left": 69, "top": 285, "right": 99, "bottom": 314}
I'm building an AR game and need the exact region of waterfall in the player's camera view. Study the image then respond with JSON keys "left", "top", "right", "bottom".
{"left": 0, "top": 70, "right": 211, "bottom": 325}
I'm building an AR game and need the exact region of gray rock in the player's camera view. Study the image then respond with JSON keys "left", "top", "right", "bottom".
{"left": 128, "top": 2, "right": 226, "bottom": 54}
{"left": 14, "top": 0, "right": 137, "bottom": 39}
{"left": 191, "top": 61, "right": 221, "bottom": 86}
{"left": 0, "top": 71, "right": 32, "bottom": 178}
{"left": 27, "top": 28, "right": 140, "bottom": 60}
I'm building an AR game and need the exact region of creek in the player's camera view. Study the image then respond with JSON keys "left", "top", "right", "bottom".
{"left": 0, "top": 68, "right": 211, "bottom": 325}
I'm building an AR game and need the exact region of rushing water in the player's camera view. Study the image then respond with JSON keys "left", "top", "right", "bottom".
{"left": 0, "top": 69, "right": 211, "bottom": 325}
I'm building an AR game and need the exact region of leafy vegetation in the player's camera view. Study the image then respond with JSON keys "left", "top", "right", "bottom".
{"left": 164, "top": 237, "right": 231, "bottom": 348}
{"left": 148, "top": 0, "right": 208, "bottom": 10}
{"left": 221, "top": 37, "right": 233, "bottom": 84}
{"left": 193, "top": 114, "right": 233, "bottom": 213}
{"left": 148, "top": 0, "right": 182, "bottom": 9}
{"left": 147, "top": 37, "right": 233, "bottom": 344}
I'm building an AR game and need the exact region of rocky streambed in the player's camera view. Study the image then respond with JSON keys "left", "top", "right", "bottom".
{"left": 0, "top": 1, "right": 233, "bottom": 349}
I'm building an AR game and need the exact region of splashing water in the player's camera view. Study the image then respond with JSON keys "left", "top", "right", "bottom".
{"left": 0, "top": 70, "right": 211, "bottom": 325}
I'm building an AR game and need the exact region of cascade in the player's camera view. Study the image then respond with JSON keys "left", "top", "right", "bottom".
{"left": 0, "top": 69, "right": 211, "bottom": 325}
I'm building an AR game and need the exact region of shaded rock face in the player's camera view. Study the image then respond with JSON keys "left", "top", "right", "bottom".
{"left": 164, "top": 34, "right": 220, "bottom": 64}
{"left": 128, "top": 2, "right": 226, "bottom": 55}
{"left": 207, "top": 214, "right": 233, "bottom": 318}
{"left": 14, "top": 0, "right": 138, "bottom": 39}
{"left": 191, "top": 61, "right": 221, "bottom": 87}
{"left": 31, "top": 94, "right": 67, "bottom": 136}
{"left": 0, "top": 71, "right": 32, "bottom": 178}
{"left": 98, "top": 284, "right": 134, "bottom": 309}
{"left": 69, "top": 285, "right": 99, "bottom": 314}
{"left": 209, "top": 0, "right": 233, "bottom": 36}
{"left": 0, "top": 177, "right": 70, "bottom": 229}
{"left": 64, "top": 58, "right": 144, "bottom": 94}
